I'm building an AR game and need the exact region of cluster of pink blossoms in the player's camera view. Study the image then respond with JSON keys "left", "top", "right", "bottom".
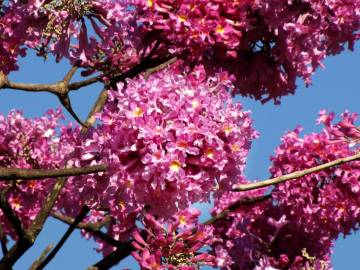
{"left": 0, "top": 109, "right": 75, "bottom": 238}
{"left": 0, "top": 0, "right": 137, "bottom": 73}
{"left": 1, "top": 1, "right": 359, "bottom": 102}
{"left": 210, "top": 111, "right": 360, "bottom": 270}
{"left": 57, "top": 65, "right": 257, "bottom": 250}
{"left": 130, "top": 0, "right": 360, "bottom": 102}
{"left": 132, "top": 209, "right": 216, "bottom": 269}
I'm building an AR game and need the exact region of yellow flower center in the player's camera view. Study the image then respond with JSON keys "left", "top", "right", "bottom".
{"left": 170, "top": 160, "right": 181, "bottom": 171}
{"left": 230, "top": 144, "right": 240, "bottom": 152}
{"left": 178, "top": 15, "right": 187, "bottom": 23}
{"left": 133, "top": 107, "right": 144, "bottom": 117}
{"left": 147, "top": 0, "right": 153, "bottom": 7}
{"left": 191, "top": 100, "right": 199, "bottom": 108}
{"left": 179, "top": 215, "right": 187, "bottom": 225}
{"left": 223, "top": 125, "right": 233, "bottom": 135}
{"left": 216, "top": 25, "right": 225, "bottom": 34}
{"left": 205, "top": 148, "right": 214, "bottom": 158}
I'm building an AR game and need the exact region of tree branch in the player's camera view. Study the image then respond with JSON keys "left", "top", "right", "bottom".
{"left": 0, "top": 193, "right": 29, "bottom": 243}
{"left": 51, "top": 213, "right": 121, "bottom": 247}
{"left": 81, "top": 89, "right": 108, "bottom": 134}
{"left": 86, "top": 241, "right": 134, "bottom": 270}
{"left": 143, "top": 57, "right": 178, "bottom": 80}
{"left": 51, "top": 212, "right": 110, "bottom": 232}
{"left": 0, "top": 177, "right": 67, "bottom": 268}
{"left": 0, "top": 225, "right": 8, "bottom": 257}
{"left": 0, "top": 165, "right": 107, "bottom": 181}
{"left": 203, "top": 194, "right": 272, "bottom": 225}
{"left": 233, "top": 152, "right": 360, "bottom": 192}
{"left": 35, "top": 206, "right": 90, "bottom": 270}
{"left": 0, "top": 66, "right": 97, "bottom": 126}
{"left": 28, "top": 244, "right": 53, "bottom": 270}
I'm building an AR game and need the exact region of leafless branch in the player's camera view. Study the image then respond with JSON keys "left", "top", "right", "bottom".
{"left": 35, "top": 206, "right": 91, "bottom": 270}
{"left": 81, "top": 89, "right": 108, "bottom": 134}
{"left": 0, "top": 225, "right": 8, "bottom": 257}
{"left": 86, "top": 241, "right": 134, "bottom": 270}
{"left": 143, "top": 57, "right": 177, "bottom": 80}
{"left": 51, "top": 212, "right": 111, "bottom": 232}
{"left": 0, "top": 177, "right": 67, "bottom": 268}
{"left": 0, "top": 165, "right": 107, "bottom": 181}
{"left": 203, "top": 194, "right": 272, "bottom": 225}
{"left": 51, "top": 213, "right": 121, "bottom": 247}
{"left": 0, "top": 193, "right": 29, "bottom": 243}
{"left": 233, "top": 152, "right": 360, "bottom": 192}
{"left": 28, "top": 244, "right": 53, "bottom": 270}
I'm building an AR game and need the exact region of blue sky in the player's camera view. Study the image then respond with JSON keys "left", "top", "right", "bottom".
{"left": 0, "top": 44, "right": 359, "bottom": 269}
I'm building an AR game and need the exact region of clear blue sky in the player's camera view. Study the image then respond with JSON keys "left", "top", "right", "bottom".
{"left": 0, "top": 44, "right": 359, "bottom": 269}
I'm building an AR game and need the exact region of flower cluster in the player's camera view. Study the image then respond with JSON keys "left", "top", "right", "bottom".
{"left": 0, "top": 109, "right": 75, "bottom": 238}
{"left": 2, "top": 1, "right": 358, "bottom": 103}
{"left": 132, "top": 209, "right": 216, "bottom": 269}
{"left": 0, "top": 0, "right": 137, "bottom": 73}
{"left": 131, "top": 0, "right": 360, "bottom": 102}
{"left": 58, "top": 65, "right": 257, "bottom": 249}
{"left": 210, "top": 111, "right": 360, "bottom": 270}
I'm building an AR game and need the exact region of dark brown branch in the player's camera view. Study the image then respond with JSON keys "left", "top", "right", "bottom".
{"left": 0, "top": 164, "right": 107, "bottom": 181}
{"left": 143, "top": 57, "right": 177, "bottom": 79}
{"left": 109, "top": 55, "right": 176, "bottom": 88}
{"left": 51, "top": 213, "right": 120, "bottom": 247}
{"left": 0, "top": 177, "right": 67, "bottom": 268}
{"left": 0, "top": 193, "right": 29, "bottom": 242}
{"left": 51, "top": 212, "right": 111, "bottom": 232}
{"left": 86, "top": 241, "right": 134, "bottom": 270}
{"left": 35, "top": 206, "right": 90, "bottom": 270}
{"left": 0, "top": 225, "right": 8, "bottom": 257}
{"left": 203, "top": 194, "right": 272, "bottom": 225}
{"left": 233, "top": 152, "right": 360, "bottom": 192}
{"left": 28, "top": 244, "right": 54, "bottom": 270}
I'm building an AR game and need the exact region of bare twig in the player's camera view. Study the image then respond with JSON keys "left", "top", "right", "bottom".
{"left": 28, "top": 244, "right": 54, "bottom": 270}
{"left": 143, "top": 57, "right": 177, "bottom": 79}
{"left": 81, "top": 89, "right": 108, "bottom": 134}
{"left": 233, "top": 152, "right": 360, "bottom": 192}
{"left": 86, "top": 241, "right": 134, "bottom": 270}
{"left": 0, "top": 177, "right": 67, "bottom": 268}
{"left": 69, "top": 75, "right": 103, "bottom": 91}
{"left": 0, "top": 165, "right": 107, "bottom": 181}
{"left": 35, "top": 206, "right": 91, "bottom": 270}
{"left": 51, "top": 212, "right": 111, "bottom": 232}
{"left": 51, "top": 213, "right": 120, "bottom": 247}
{"left": 0, "top": 66, "right": 93, "bottom": 126}
{"left": 0, "top": 225, "right": 8, "bottom": 257}
{"left": 203, "top": 194, "right": 272, "bottom": 225}
{"left": 0, "top": 193, "right": 29, "bottom": 243}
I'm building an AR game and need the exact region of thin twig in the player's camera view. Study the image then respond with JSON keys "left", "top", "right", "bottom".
{"left": 143, "top": 57, "right": 177, "bottom": 79}
{"left": 0, "top": 225, "right": 8, "bottom": 257}
{"left": 0, "top": 164, "right": 107, "bottom": 181}
{"left": 81, "top": 89, "right": 108, "bottom": 134}
{"left": 35, "top": 206, "right": 91, "bottom": 270}
{"left": 86, "top": 241, "right": 134, "bottom": 270}
{"left": 51, "top": 212, "right": 111, "bottom": 231}
{"left": 203, "top": 194, "right": 272, "bottom": 225}
{"left": 51, "top": 213, "right": 120, "bottom": 247}
{"left": 0, "top": 193, "right": 29, "bottom": 242}
{"left": 233, "top": 152, "right": 360, "bottom": 192}
{"left": 0, "top": 177, "right": 67, "bottom": 268}
{"left": 69, "top": 75, "right": 103, "bottom": 91}
{"left": 28, "top": 244, "right": 54, "bottom": 270}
